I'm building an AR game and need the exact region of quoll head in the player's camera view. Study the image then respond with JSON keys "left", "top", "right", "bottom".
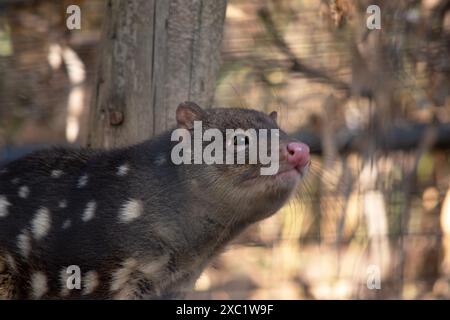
{"left": 173, "top": 101, "right": 310, "bottom": 222}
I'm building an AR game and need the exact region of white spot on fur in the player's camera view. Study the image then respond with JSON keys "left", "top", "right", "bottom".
{"left": 154, "top": 154, "right": 166, "bottom": 166}
{"left": 0, "top": 195, "right": 11, "bottom": 218}
{"left": 11, "top": 178, "right": 20, "bottom": 185}
{"left": 119, "top": 199, "right": 144, "bottom": 223}
{"left": 139, "top": 256, "right": 169, "bottom": 276}
{"left": 77, "top": 174, "right": 88, "bottom": 188}
{"left": 5, "top": 253, "right": 17, "bottom": 271}
{"left": 51, "top": 170, "right": 63, "bottom": 178}
{"left": 82, "top": 201, "right": 97, "bottom": 222}
{"left": 110, "top": 257, "right": 169, "bottom": 299}
{"left": 59, "top": 200, "right": 67, "bottom": 208}
{"left": 30, "top": 272, "right": 48, "bottom": 299}
{"left": 31, "top": 207, "right": 51, "bottom": 240}
{"left": 18, "top": 186, "right": 30, "bottom": 199}
{"left": 62, "top": 219, "right": 72, "bottom": 229}
{"left": 117, "top": 164, "right": 130, "bottom": 176}
{"left": 110, "top": 258, "right": 138, "bottom": 297}
{"left": 59, "top": 268, "right": 70, "bottom": 297}
{"left": 83, "top": 270, "right": 100, "bottom": 295}
{"left": 17, "top": 231, "right": 31, "bottom": 258}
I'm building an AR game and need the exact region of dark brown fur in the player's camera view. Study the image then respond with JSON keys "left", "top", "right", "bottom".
{"left": 0, "top": 102, "right": 307, "bottom": 299}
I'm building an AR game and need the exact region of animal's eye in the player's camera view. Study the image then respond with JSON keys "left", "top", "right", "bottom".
{"left": 234, "top": 134, "right": 249, "bottom": 146}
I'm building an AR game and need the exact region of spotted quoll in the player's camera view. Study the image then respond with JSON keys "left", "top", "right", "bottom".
{"left": 0, "top": 102, "right": 310, "bottom": 299}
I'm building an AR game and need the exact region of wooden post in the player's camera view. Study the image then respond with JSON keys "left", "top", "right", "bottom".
{"left": 87, "top": 0, "right": 227, "bottom": 148}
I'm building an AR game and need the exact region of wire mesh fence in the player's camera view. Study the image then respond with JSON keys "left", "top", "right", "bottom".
{"left": 1, "top": 0, "right": 450, "bottom": 299}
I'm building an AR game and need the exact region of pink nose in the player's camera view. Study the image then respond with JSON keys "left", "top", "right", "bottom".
{"left": 286, "top": 142, "right": 310, "bottom": 168}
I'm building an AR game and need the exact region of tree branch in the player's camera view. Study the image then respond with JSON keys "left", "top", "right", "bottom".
{"left": 257, "top": 8, "right": 351, "bottom": 92}
{"left": 293, "top": 122, "right": 450, "bottom": 155}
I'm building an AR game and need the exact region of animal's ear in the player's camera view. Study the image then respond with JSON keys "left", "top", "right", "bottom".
{"left": 269, "top": 111, "right": 278, "bottom": 122}
{"left": 176, "top": 101, "right": 204, "bottom": 129}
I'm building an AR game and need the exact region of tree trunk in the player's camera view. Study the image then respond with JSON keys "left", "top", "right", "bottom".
{"left": 86, "top": 0, "right": 227, "bottom": 149}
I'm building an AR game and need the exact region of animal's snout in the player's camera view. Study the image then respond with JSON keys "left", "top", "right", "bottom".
{"left": 286, "top": 142, "right": 310, "bottom": 169}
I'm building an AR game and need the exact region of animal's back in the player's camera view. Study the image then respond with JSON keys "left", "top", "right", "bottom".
{"left": 0, "top": 146, "right": 165, "bottom": 299}
{"left": 0, "top": 103, "right": 312, "bottom": 300}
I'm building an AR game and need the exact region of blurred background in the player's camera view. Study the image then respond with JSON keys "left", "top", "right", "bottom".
{"left": 1, "top": 0, "right": 450, "bottom": 299}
